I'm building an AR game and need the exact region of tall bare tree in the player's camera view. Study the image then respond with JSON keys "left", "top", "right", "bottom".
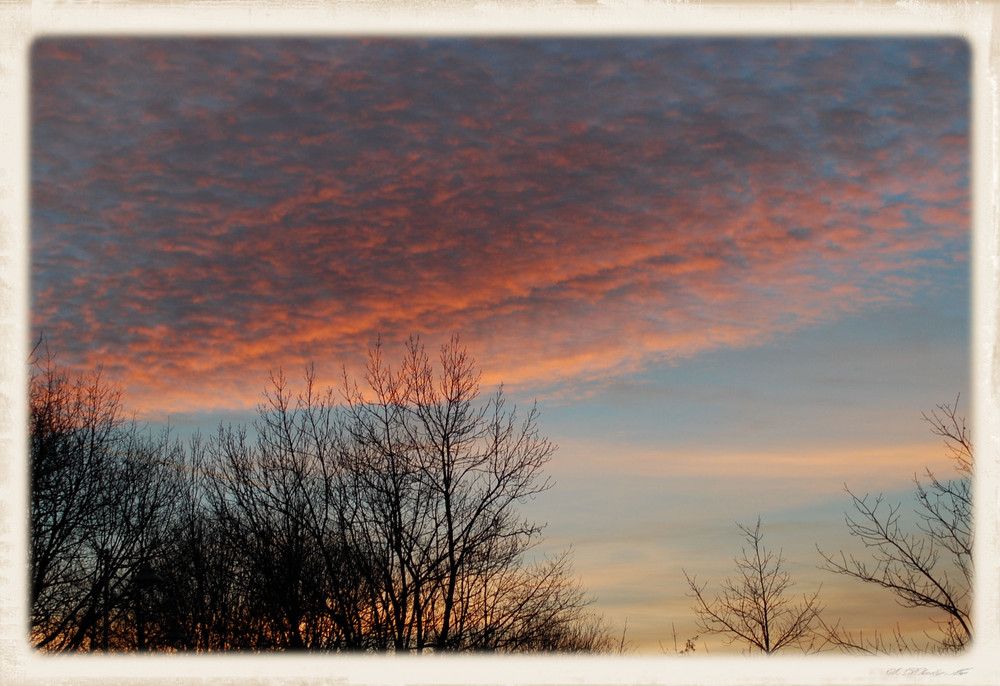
{"left": 818, "top": 398, "right": 972, "bottom": 653}
{"left": 30, "top": 346, "right": 183, "bottom": 651}
{"left": 684, "top": 518, "right": 823, "bottom": 654}
{"left": 340, "top": 335, "right": 606, "bottom": 652}
{"left": 204, "top": 381, "right": 367, "bottom": 651}
{"left": 399, "top": 335, "right": 557, "bottom": 650}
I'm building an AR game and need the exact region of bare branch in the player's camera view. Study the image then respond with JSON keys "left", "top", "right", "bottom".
{"left": 818, "top": 400, "right": 973, "bottom": 652}
{"left": 685, "top": 518, "right": 822, "bottom": 654}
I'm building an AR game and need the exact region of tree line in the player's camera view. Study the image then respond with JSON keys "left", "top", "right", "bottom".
{"left": 30, "top": 332, "right": 973, "bottom": 655}
{"left": 29, "top": 335, "right": 615, "bottom": 653}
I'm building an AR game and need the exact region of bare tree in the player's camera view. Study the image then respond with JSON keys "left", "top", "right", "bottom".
{"left": 684, "top": 518, "right": 823, "bottom": 654}
{"left": 29, "top": 346, "right": 183, "bottom": 652}
{"left": 818, "top": 398, "right": 972, "bottom": 653}
{"left": 155, "top": 431, "right": 263, "bottom": 652}
{"left": 339, "top": 342, "right": 441, "bottom": 651}
{"left": 205, "top": 375, "right": 368, "bottom": 651}
{"left": 396, "top": 335, "right": 557, "bottom": 650}
{"left": 340, "top": 335, "right": 609, "bottom": 652}
{"left": 29, "top": 336, "right": 612, "bottom": 653}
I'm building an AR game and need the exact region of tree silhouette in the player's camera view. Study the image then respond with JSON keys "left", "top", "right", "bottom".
{"left": 29, "top": 335, "right": 612, "bottom": 653}
{"left": 29, "top": 344, "right": 183, "bottom": 651}
{"left": 818, "top": 398, "right": 972, "bottom": 652}
{"left": 336, "top": 335, "right": 604, "bottom": 652}
{"left": 684, "top": 518, "right": 823, "bottom": 654}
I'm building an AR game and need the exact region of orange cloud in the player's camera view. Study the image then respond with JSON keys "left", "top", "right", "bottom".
{"left": 30, "top": 38, "right": 969, "bottom": 417}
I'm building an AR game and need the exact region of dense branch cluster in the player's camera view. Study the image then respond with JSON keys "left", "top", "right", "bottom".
{"left": 29, "top": 336, "right": 612, "bottom": 653}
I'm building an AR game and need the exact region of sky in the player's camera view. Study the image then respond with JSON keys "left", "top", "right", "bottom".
{"left": 30, "top": 37, "right": 970, "bottom": 653}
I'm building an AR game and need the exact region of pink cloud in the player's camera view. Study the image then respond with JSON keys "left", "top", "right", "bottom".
{"left": 30, "top": 38, "right": 969, "bottom": 416}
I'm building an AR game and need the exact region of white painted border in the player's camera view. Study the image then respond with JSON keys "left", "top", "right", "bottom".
{"left": 1, "top": 2, "right": 996, "bottom": 685}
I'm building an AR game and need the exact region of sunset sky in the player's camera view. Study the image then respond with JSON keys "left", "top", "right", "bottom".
{"left": 31, "top": 37, "right": 970, "bottom": 653}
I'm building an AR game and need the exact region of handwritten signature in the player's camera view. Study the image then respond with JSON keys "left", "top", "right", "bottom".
{"left": 885, "top": 667, "right": 972, "bottom": 677}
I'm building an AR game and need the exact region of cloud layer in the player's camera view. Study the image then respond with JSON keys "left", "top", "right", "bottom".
{"left": 31, "top": 38, "right": 969, "bottom": 415}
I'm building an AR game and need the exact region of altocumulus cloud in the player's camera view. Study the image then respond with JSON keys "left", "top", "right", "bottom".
{"left": 31, "top": 38, "right": 969, "bottom": 415}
